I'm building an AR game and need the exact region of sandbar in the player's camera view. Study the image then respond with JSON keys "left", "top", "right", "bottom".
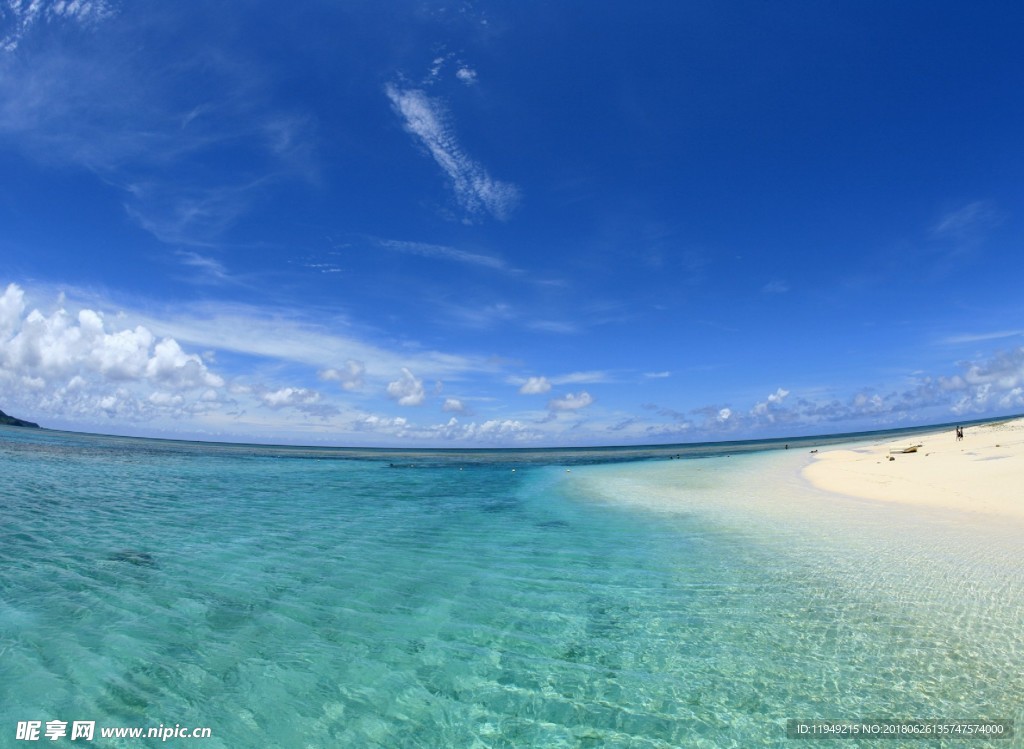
{"left": 803, "top": 417, "right": 1024, "bottom": 519}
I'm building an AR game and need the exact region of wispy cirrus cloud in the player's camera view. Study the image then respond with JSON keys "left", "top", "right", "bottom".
{"left": 527, "top": 320, "right": 578, "bottom": 334}
{"left": 0, "top": 16, "right": 317, "bottom": 249}
{"left": 762, "top": 279, "right": 790, "bottom": 294}
{"left": 123, "top": 178, "right": 271, "bottom": 248}
{"left": 374, "top": 238, "right": 512, "bottom": 272}
{"left": 176, "top": 251, "right": 229, "bottom": 281}
{"left": 940, "top": 330, "right": 1024, "bottom": 346}
{"left": 552, "top": 370, "right": 611, "bottom": 385}
{"left": 384, "top": 83, "right": 519, "bottom": 220}
{"left": 1, "top": 0, "right": 115, "bottom": 52}
{"left": 931, "top": 200, "right": 998, "bottom": 241}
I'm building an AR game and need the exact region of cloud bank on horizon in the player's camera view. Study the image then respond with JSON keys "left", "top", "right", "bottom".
{"left": 1, "top": 2, "right": 1023, "bottom": 446}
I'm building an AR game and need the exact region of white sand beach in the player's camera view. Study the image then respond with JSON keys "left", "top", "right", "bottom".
{"left": 803, "top": 417, "right": 1024, "bottom": 519}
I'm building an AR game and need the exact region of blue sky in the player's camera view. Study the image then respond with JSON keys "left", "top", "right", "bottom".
{"left": 1, "top": 1, "right": 1022, "bottom": 446}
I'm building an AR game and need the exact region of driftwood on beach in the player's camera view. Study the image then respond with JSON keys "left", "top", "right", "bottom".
{"left": 888, "top": 445, "right": 922, "bottom": 454}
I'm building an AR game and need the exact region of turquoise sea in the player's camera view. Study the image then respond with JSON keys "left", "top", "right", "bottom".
{"left": 1, "top": 424, "right": 1022, "bottom": 748}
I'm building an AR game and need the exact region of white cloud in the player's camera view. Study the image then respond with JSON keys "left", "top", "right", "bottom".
{"left": 124, "top": 179, "right": 268, "bottom": 248}
{"left": 176, "top": 251, "right": 231, "bottom": 283}
{"left": 762, "top": 280, "right": 790, "bottom": 294}
{"left": 0, "top": 283, "right": 229, "bottom": 427}
{"left": 548, "top": 391, "right": 594, "bottom": 411}
{"left": 455, "top": 67, "right": 477, "bottom": 85}
{"left": 0, "top": 284, "right": 221, "bottom": 389}
{"left": 528, "top": 320, "right": 578, "bottom": 334}
{"left": 0, "top": 21, "right": 317, "bottom": 249}
{"left": 146, "top": 338, "right": 224, "bottom": 389}
{"left": 428, "top": 55, "right": 447, "bottom": 82}
{"left": 148, "top": 391, "right": 184, "bottom": 407}
{"left": 424, "top": 416, "right": 537, "bottom": 443}
{"left": 552, "top": 371, "right": 611, "bottom": 385}
{"left": 387, "top": 367, "right": 426, "bottom": 406}
{"left": 442, "top": 397, "right": 465, "bottom": 413}
{"left": 320, "top": 359, "right": 365, "bottom": 391}
{"left": 375, "top": 238, "right": 509, "bottom": 271}
{"left": 644, "top": 371, "right": 671, "bottom": 379}
{"left": 931, "top": 200, "right": 996, "bottom": 239}
{"left": 260, "top": 387, "right": 321, "bottom": 409}
{"left": 2, "top": 0, "right": 114, "bottom": 51}
{"left": 941, "top": 330, "right": 1024, "bottom": 345}
{"left": 384, "top": 84, "right": 519, "bottom": 220}
{"left": 517, "top": 372, "right": 608, "bottom": 395}
{"left": 356, "top": 414, "right": 409, "bottom": 435}
{"left": 0, "top": 281, "right": 26, "bottom": 337}
{"left": 751, "top": 387, "right": 790, "bottom": 419}
{"left": 127, "top": 300, "right": 495, "bottom": 383}
{"left": 685, "top": 348, "right": 1024, "bottom": 434}
{"left": 518, "top": 376, "right": 551, "bottom": 394}
{"left": 959, "top": 350, "right": 1024, "bottom": 389}
{"left": 437, "top": 300, "right": 517, "bottom": 331}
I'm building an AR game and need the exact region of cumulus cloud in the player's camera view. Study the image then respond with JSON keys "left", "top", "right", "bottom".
{"left": 0, "top": 283, "right": 222, "bottom": 390}
{"left": 426, "top": 416, "right": 536, "bottom": 443}
{"left": 455, "top": 67, "right": 477, "bottom": 85}
{"left": 387, "top": 367, "right": 426, "bottom": 406}
{"left": 0, "top": 284, "right": 236, "bottom": 428}
{"left": 146, "top": 338, "right": 225, "bottom": 388}
{"left": 442, "top": 397, "right": 465, "bottom": 413}
{"left": 260, "top": 387, "right": 320, "bottom": 409}
{"left": 519, "top": 376, "right": 551, "bottom": 394}
{"left": 0, "top": 282, "right": 510, "bottom": 437}
{"left": 384, "top": 84, "right": 519, "bottom": 220}
{"left": 0, "top": 281, "right": 25, "bottom": 337}
{"left": 946, "top": 347, "right": 1024, "bottom": 414}
{"left": 679, "top": 348, "right": 1024, "bottom": 436}
{"left": 356, "top": 414, "right": 410, "bottom": 436}
{"left": 548, "top": 391, "right": 594, "bottom": 411}
{"left": 320, "top": 359, "right": 365, "bottom": 391}
{"left": 751, "top": 387, "right": 790, "bottom": 420}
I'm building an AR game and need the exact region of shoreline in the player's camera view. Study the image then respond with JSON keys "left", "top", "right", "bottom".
{"left": 802, "top": 417, "right": 1024, "bottom": 519}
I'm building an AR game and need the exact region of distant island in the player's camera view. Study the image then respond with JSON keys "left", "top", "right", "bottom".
{"left": 0, "top": 409, "right": 40, "bottom": 428}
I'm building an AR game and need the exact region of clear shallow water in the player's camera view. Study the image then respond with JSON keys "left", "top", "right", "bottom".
{"left": 1, "top": 427, "right": 1021, "bottom": 748}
